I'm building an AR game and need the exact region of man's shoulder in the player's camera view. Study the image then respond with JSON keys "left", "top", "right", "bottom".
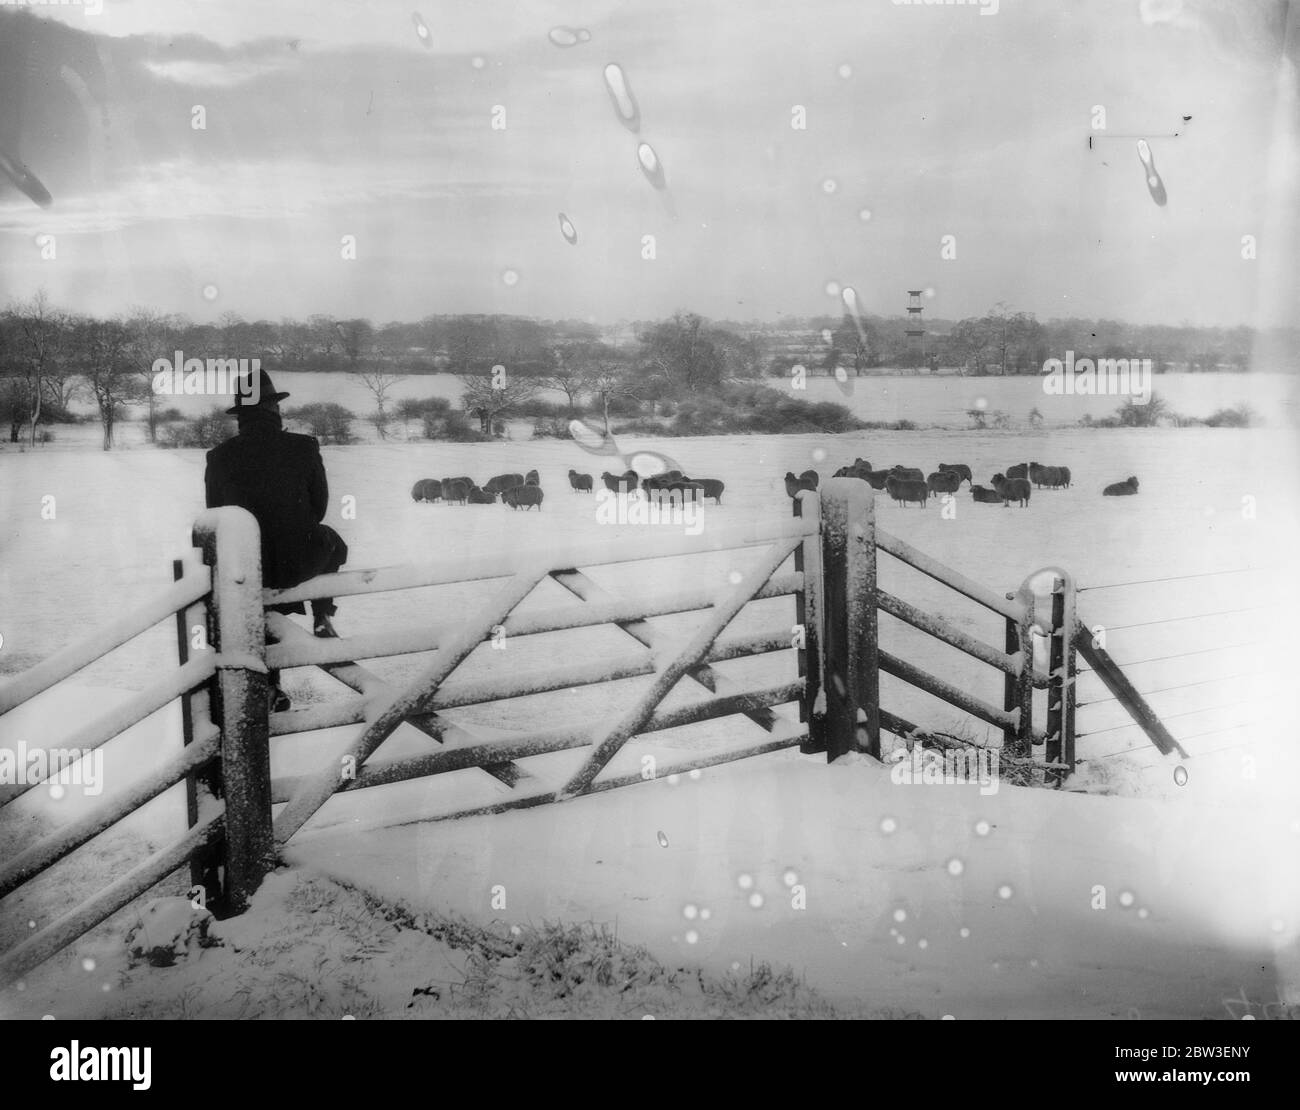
{"left": 282, "top": 430, "right": 322, "bottom": 455}
{"left": 205, "top": 438, "right": 234, "bottom": 465}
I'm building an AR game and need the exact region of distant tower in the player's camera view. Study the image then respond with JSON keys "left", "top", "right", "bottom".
{"left": 905, "top": 290, "right": 925, "bottom": 369}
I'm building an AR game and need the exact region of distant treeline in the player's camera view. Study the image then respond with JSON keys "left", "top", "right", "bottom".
{"left": 1, "top": 291, "right": 1291, "bottom": 450}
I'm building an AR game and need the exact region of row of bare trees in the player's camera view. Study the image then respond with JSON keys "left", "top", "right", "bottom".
{"left": 0, "top": 293, "right": 172, "bottom": 449}
{"left": 451, "top": 339, "right": 637, "bottom": 437}
{"left": 0, "top": 296, "right": 796, "bottom": 448}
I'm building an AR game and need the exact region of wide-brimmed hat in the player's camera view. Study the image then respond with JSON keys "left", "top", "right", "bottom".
{"left": 226, "top": 368, "right": 290, "bottom": 415}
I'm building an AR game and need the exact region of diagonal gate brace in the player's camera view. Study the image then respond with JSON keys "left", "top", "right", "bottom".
{"left": 273, "top": 563, "right": 552, "bottom": 844}
{"left": 548, "top": 568, "right": 785, "bottom": 735}
{"left": 558, "top": 534, "right": 802, "bottom": 799}
{"left": 265, "top": 613, "right": 532, "bottom": 788}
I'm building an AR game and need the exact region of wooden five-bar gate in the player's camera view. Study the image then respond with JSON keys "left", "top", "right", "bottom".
{"left": 0, "top": 478, "right": 1182, "bottom": 985}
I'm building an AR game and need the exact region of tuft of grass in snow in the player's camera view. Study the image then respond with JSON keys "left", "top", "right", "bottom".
{"left": 43, "top": 870, "right": 879, "bottom": 1020}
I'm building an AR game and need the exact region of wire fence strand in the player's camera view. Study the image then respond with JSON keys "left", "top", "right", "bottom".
{"left": 1077, "top": 567, "right": 1275, "bottom": 593}
{"left": 1075, "top": 670, "right": 1273, "bottom": 708}
{"left": 1076, "top": 695, "right": 1278, "bottom": 739}
{"left": 1075, "top": 640, "right": 1263, "bottom": 673}
{"left": 1100, "top": 606, "right": 1267, "bottom": 633}
{"left": 1092, "top": 721, "right": 1278, "bottom": 760}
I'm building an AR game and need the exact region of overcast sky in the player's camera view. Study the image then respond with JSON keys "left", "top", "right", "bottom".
{"left": 0, "top": 0, "right": 1295, "bottom": 328}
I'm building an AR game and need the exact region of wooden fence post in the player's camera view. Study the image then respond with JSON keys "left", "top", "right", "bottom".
{"left": 1074, "top": 620, "right": 1188, "bottom": 759}
{"left": 1045, "top": 573, "right": 1077, "bottom": 787}
{"left": 1002, "top": 584, "right": 1035, "bottom": 760}
{"left": 819, "top": 478, "right": 879, "bottom": 761}
{"left": 793, "top": 490, "right": 826, "bottom": 754}
{"left": 192, "top": 508, "right": 274, "bottom": 914}
{"left": 173, "top": 560, "right": 201, "bottom": 892}
{"left": 174, "top": 558, "right": 220, "bottom": 900}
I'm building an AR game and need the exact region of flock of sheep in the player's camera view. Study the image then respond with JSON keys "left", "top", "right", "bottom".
{"left": 785, "top": 459, "right": 1142, "bottom": 508}
{"left": 409, "top": 466, "right": 728, "bottom": 511}
{"left": 410, "top": 454, "right": 1139, "bottom": 517}
{"left": 410, "top": 470, "right": 545, "bottom": 509}
{"left": 595, "top": 469, "right": 726, "bottom": 503}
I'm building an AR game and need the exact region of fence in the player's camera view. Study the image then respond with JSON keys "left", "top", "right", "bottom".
{"left": 0, "top": 479, "right": 1184, "bottom": 985}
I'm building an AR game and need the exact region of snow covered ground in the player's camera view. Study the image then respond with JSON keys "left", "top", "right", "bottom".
{"left": 1, "top": 417, "right": 1298, "bottom": 1017}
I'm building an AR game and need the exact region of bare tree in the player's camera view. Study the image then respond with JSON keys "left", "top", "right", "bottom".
{"left": 42, "top": 350, "right": 83, "bottom": 415}
{"left": 349, "top": 366, "right": 407, "bottom": 439}
{"left": 336, "top": 318, "right": 374, "bottom": 367}
{"left": 0, "top": 316, "right": 27, "bottom": 442}
{"left": 950, "top": 316, "right": 997, "bottom": 375}
{"left": 280, "top": 318, "right": 315, "bottom": 365}
{"left": 541, "top": 345, "right": 590, "bottom": 414}
{"left": 8, "top": 291, "right": 66, "bottom": 446}
{"left": 637, "top": 312, "right": 726, "bottom": 393}
{"left": 73, "top": 315, "right": 139, "bottom": 450}
{"left": 577, "top": 346, "right": 636, "bottom": 435}
{"left": 308, "top": 314, "right": 341, "bottom": 358}
{"left": 125, "top": 307, "right": 179, "bottom": 442}
{"left": 457, "top": 372, "right": 539, "bottom": 436}
{"left": 828, "top": 317, "right": 878, "bottom": 376}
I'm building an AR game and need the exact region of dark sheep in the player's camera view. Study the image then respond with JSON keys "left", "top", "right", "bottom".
{"left": 926, "top": 469, "right": 963, "bottom": 495}
{"left": 1058, "top": 466, "right": 1072, "bottom": 488}
{"left": 1029, "top": 462, "right": 1068, "bottom": 489}
{"left": 411, "top": 478, "right": 442, "bottom": 503}
{"left": 799, "top": 469, "right": 820, "bottom": 490}
{"left": 466, "top": 485, "right": 496, "bottom": 504}
{"left": 835, "top": 458, "right": 874, "bottom": 480}
{"left": 601, "top": 470, "right": 639, "bottom": 494}
{"left": 1103, "top": 476, "right": 1140, "bottom": 496}
{"left": 1007, "top": 463, "right": 1029, "bottom": 480}
{"left": 885, "top": 475, "right": 929, "bottom": 507}
{"left": 861, "top": 468, "right": 892, "bottom": 490}
{"left": 641, "top": 474, "right": 675, "bottom": 495}
{"left": 658, "top": 481, "right": 705, "bottom": 507}
{"left": 485, "top": 473, "right": 525, "bottom": 496}
{"left": 524, "top": 469, "right": 540, "bottom": 485}
{"left": 568, "top": 469, "right": 594, "bottom": 492}
{"left": 683, "top": 476, "right": 724, "bottom": 504}
{"left": 441, "top": 476, "right": 473, "bottom": 502}
{"left": 938, "top": 463, "right": 972, "bottom": 486}
{"left": 890, "top": 465, "right": 924, "bottom": 482}
{"left": 971, "top": 485, "right": 1004, "bottom": 504}
{"left": 991, "top": 473, "right": 1031, "bottom": 508}
{"left": 785, "top": 471, "right": 817, "bottom": 499}
{"left": 503, "top": 484, "right": 544, "bottom": 510}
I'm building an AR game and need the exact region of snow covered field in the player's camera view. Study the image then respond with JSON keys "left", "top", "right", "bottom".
{"left": 1, "top": 420, "right": 1298, "bottom": 1017}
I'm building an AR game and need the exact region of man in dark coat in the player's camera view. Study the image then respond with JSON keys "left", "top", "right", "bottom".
{"left": 204, "top": 369, "right": 348, "bottom": 710}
